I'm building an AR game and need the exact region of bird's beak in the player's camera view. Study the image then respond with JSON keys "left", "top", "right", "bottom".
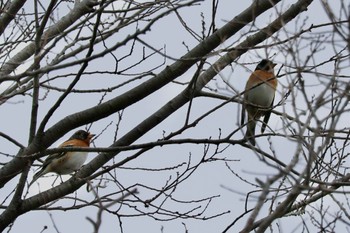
{"left": 88, "top": 133, "right": 95, "bottom": 140}
{"left": 272, "top": 63, "right": 277, "bottom": 67}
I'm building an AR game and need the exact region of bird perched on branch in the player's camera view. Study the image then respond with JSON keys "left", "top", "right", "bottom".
{"left": 241, "top": 59, "right": 277, "bottom": 145}
{"left": 31, "top": 130, "right": 95, "bottom": 185}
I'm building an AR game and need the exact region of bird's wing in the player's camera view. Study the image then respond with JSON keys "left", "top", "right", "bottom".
{"left": 261, "top": 95, "right": 275, "bottom": 133}
{"left": 241, "top": 99, "right": 246, "bottom": 127}
{"left": 241, "top": 80, "right": 251, "bottom": 127}
{"left": 41, "top": 144, "right": 75, "bottom": 168}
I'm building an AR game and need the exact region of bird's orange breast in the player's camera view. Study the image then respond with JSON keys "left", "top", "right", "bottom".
{"left": 246, "top": 70, "right": 277, "bottom": 91}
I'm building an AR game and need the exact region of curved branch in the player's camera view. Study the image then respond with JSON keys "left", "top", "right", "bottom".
{"left": 0, "top": 131, "right": 24, "bottom": 149}
{"left": 0, "top": 0, "right": 27, "bottom": 36}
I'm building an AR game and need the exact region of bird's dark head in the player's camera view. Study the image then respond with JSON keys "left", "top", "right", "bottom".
{"left": 255, "top": 59, "right": 277, "bottom": 71}
{"left": 70, "top": 130, "right": 95, "bottom": 143}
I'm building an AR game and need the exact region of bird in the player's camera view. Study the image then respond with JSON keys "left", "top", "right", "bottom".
{"left": 241, "top": 59, "right": 277, "bottom": 146}
{"left": 30, "top": 130, "right": 95, "bottom": 185}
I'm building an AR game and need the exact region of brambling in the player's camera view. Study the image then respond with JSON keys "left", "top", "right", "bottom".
{"left": 31, "top": 130, "right": 95, "bottom": 184}
{"left": 241, "top": 59, "right": 277, "bottom": 145}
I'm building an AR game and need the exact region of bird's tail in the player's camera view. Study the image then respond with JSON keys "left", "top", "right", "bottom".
{"left": 29, "top": 168, "right": 46, "bottom": 186}
{"left": 245, "top": 120, "right": 256, "bottom": 146}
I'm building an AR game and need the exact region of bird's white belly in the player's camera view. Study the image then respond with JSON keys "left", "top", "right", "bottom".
{"left": 60, "top": 152, "right": 88, "bottom": 174}
{"left": 247, "top": 83, "right": 275, "bottom": 107}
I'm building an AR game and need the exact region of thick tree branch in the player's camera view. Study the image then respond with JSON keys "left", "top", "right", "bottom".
{"left": 0, "top": 0, "right": 27, "bottom": 36}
